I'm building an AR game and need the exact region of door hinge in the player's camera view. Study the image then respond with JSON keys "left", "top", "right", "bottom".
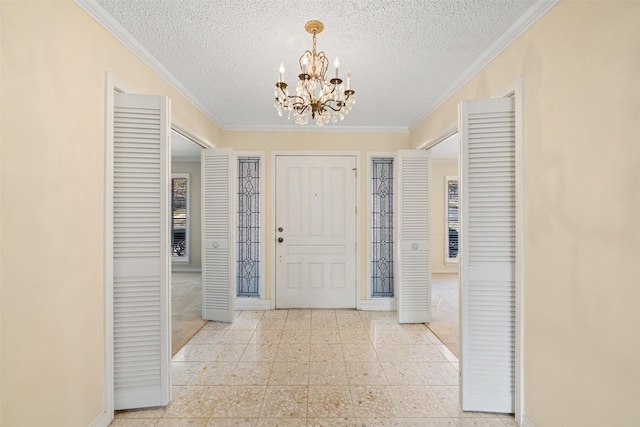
{"left": 352, "top": 168, "right": 357, "bottom": 177}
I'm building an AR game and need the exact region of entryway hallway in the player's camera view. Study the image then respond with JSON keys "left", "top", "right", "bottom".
{"left": 111, "top": 310, "right": 516, "bottom": 426}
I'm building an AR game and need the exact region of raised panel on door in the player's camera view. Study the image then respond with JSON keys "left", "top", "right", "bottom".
{"left": 459, "top": 97, "right": 516, "bottom": 413}
{"left": 275, "top": 155, "right": 356, "bottom": 309}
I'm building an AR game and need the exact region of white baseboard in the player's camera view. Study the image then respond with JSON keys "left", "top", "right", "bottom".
{"left": 235, "top": 298, "right": 271, "bottom": 310}
{"left": 88, "top": 410, "right": 111, "bottom": 427}
{"left": 522, "top": 416, "right": 535, "bottom": 427}
{"left": 360, "top": 298, "right": 396, "bottom": 311}
{"left": 171, "top": 267, "right": 202, "bottom": 273}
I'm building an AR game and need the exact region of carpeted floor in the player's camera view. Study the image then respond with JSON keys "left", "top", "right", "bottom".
{"left": 428, "top": 273, "right": 459, "bottom": 358}
{"left": 172, "top": 271, "right": 206, "bottom": 356}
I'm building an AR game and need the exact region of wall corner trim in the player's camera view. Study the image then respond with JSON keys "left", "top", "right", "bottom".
{"left": 88, "top": 410, "right": 111, "bottom": 427}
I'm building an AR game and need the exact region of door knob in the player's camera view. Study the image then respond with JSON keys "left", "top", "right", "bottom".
{"left": 277, "top": 237, "right": 284, "bottom": 243}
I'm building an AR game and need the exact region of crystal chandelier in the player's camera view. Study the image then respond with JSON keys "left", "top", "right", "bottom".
{"left": 274, "top": 20, "right": 355, "bottom": 126}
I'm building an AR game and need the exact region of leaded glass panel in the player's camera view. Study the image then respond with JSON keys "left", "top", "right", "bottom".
{"left": 371, "top": 158, "right": 394, "bottom": 297}
{"left": 237, "top": 157, "right": 261, "bottom": 297}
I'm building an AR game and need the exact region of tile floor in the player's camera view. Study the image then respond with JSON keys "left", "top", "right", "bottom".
{"left": 112, "top": 309, "right": 516, "bottom": 426}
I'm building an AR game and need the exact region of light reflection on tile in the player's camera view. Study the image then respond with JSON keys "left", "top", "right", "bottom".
{"left": 130, "top": 309, "right": 515, "bottom": 427}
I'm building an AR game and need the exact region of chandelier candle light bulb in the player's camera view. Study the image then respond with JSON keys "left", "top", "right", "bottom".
{"left": 274, "top": 20, "right": 355, "bottom": 127}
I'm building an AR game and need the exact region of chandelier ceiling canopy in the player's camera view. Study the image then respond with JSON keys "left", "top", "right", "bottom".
{"left": 274, "top": 20, "right": 355, "bottom": 127}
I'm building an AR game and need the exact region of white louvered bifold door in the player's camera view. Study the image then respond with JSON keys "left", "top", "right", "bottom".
{"left": 113, "top": 93, "right": 171, "bottom": 410}
{"left": 459, "top": 97, "right": 516, "bottom": 413}
{"left": 202, "top": 148, "right": 235, "bottom": 322}
{"left": 397, "top": 150, "right": 431, "bottom": 324}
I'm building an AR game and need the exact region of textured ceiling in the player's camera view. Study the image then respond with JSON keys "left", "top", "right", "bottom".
{"left": 93, "top": 0, "right": 544, "bottom": 131}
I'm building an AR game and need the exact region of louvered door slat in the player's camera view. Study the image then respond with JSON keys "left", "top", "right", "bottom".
{"left": 202, "top": 148, "right": 235, "bottom": 321}
{"left": 397, "top": 150, "right": 431, "bottom": 324}
{"left": 460, "top": 97, "right": 516, "bottom": 413}
{"left": 113, "top": 93, "right": 170, "bottom": 410}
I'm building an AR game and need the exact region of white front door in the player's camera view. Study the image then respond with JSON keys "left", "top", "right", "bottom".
{"left": 275, "top": 155, "right": 357, "bottom": 308}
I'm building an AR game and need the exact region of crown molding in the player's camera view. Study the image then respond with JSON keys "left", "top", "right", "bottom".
{"left": 221, "top": 124, "right": 410, "bottom": 133}
{"left": 74, "top": 0, "right": 223, "bottom": 130}
{"left": 408, "top": 0, "right": 560, "bottom": 130}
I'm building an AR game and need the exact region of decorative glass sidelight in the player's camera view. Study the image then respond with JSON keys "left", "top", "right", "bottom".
{"left": 371, "top": 158, "right": 395, "bottom": 297}
{"left": 237, "top": 157, "right": 261, "bottom": 297}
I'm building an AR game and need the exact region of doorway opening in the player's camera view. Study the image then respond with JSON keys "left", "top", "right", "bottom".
{"left": 425, "top": 133, "right": 460, "bottom": 358}
{"left": 170, "top": 129, "right": 205, "bottom": 355}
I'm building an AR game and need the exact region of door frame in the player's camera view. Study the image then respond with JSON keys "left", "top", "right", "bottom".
{"left": 103, "top": 73, "right": 213, "bottom": 421}
{"left": 416, "top": 78, "right": 524, "bottom": 422}
{"left": 270, "top": 151, "right": 361, "bottom": 310}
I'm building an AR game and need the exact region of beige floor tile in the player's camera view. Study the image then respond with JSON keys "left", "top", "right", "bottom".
{"left": 206, "top": 418, "right": 257, "bottom": 427}
{"left": 309, "top": 361, "right": 349, "bottom": 385}
{"left": 287, "top": 309, "right": 313, "bottom": 318}
{"left": 187, "top": 361, "right": 237, "bottom": 385}
{"left": 162, "top": 385, "right": 224, "bottom": 418}
{"left": 421, "top": 362, "right": 459, "bottom": 386}
{"left": 237, "top": 310, "right": 265, "bottom": 319}
{"left": 405, "top": 344, "right": 449, "bottom": 362}
{"left": 275, "top": 342, "right": 311, "bottom": 361}
{"left": 311, "top": 329, "right": 342, "bottom": 343}
{"left": 337, "top": 318, "right": 365, "bottom": 330}
{"left": 260, "top": 386, "right": 308, "bottom": 418}
{"left": 307, "top": 418, "right": 359, "bottom": 426}
{"left": 354, "top": 419, "right": 458, "bottom": 427}
{"left": 402, "top": 330, "right": 436, "bottom": 344}
{"left": 228, "top": 361, "right": 273, "bottom": 385}
{"left": 241, "top": 344, "right": 279, "bottom": 362}
{"left": 390, "top": 385, "right": 449, "bottom": 417}
{"left": 188, "top": 328, "right": 226, "bottom": 344}
{"left": 453, "top": 418, "right": 508, "bottom": 427}
{"left": 342, "top": 343, "right": 378, "bottom": 361}
{"left": 228, "top": 318, "right": 261, "bottom": 330}
{"left": 373, "top": 344, "right": 415, "bottom": 362}
{"left": 307, "top": 385, "right": 355, "bottom": 418}
{"left": 270, "top": 361, "right": 309, "bottom": 385}
{"left": 109, "top": 420, "right": 158, "bottom": 427}
{"left": 256, "top": 319, "right": 286, "bottom": 331}
{"left": 339, "top": 328, "right": 372, "bottom": 344}
{"left": 284, "top": 318, "right": 312, "bottom": 329}
{"left": 173, "top": 344, "right": 219, "bottom": 362}
{"left": 250, "top": 329, "right": 283, "bottom": 344}
{"left": 155, "top": 419, "right": 208, "bottom": 426}
{"left": 202, "top": 321, "right": 232, "bottom": 332}
{"left": 280, "top": 329, "right": 311, "bottom": 344}
{"left": 435, "top": 344, "right": 459, "bottom": 363}
{"left": 350, "top": 385, "right": 396, "bottom": 418}
{"left": 219, "top": 330, "right": 255, "bottom": 344}
{"left": 210, "top": 386, "right": 266, "bottom": 418}
{"left": 310, "top": 342, "right": 344, "bottom": 361}
{"left": 312, "top": 318, "right": 338, "bottom": 329}
{"left": 214, "top": 344, "right": 248, "bottom": 361}
{"left": 255, "top": 418, "right": 307, "bottom": 427}
{"left": 498, "top": 417, "right": 519, "bottom": 427}
{"left": 380, "top": 361, "right": 430, "bottom": 386}
{"left": 345, "top": 361, "right": 389, "bottom": 385}
{"left": 171, "top": 361, "right": 207, "bottom": 385}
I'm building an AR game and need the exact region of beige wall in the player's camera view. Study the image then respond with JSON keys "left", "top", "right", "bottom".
{"left": 219, "top": 131, "right": 412, "bottom": 300}
{"left": 431, "top": 160, "right": 459, "bottom": 274}
{"left": 172, "top": 161, "right": 202, "bottom": 271}
{"left": 411, "top": 1, "right": 640, "bottom": 425}
{"left": 0, "top": 2, "right": 220, "bottom": 426}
